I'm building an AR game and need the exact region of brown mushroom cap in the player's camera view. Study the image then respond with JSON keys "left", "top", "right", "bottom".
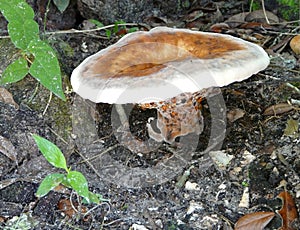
{"left": 71, "top": 27, "right": 269, "bottom": 104}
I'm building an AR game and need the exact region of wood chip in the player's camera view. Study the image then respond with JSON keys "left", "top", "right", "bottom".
{"left": 227, "top": 108, "right": 245, "bottom": 122}
{"left": 0, "top": 87, "right": 19, "bottom": 109}
{"left": 238, "top": 187, "right": 250, "bottom": 208}
{"left": 263, "top": 103, "right": 294, "bottom": 116}
{"left": 0, "top": 135, "right": 17, "bottom": 162}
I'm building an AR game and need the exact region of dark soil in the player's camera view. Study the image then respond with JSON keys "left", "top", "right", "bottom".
{"left": 0, "top": 0, "right": 299, "bottom": 229}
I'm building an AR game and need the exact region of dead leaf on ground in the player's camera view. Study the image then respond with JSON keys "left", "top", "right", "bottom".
{"left": 263, "top": 103, "right": 294, "bottom": 116}
{"left": 209, "top": 22, "right": 230, "bottom": 33}
{"left": 209, "top": 150, "right": 234, "bottom": 170}
{"left": 226, "top": 12, "right": 249, "bottom": 27}
{"left": 0, "top": 135, "right": 17, "bottom": 162}
{"left": 235, "top": 211, "right": 275, "bottom": 230}
{"left": 0, "top": 87, "right": 19, "bottom": 110}
{"left": 57, "top": 199, "right": 89, "bottom": 221}
{"left": 240, "top": 22, "right": 273, "bottom": 30}
{"left": 277, "top": 191, "right": 298, "bottom": 230}
{"left": 227, "top": 108, "right": 245, "bottom": 123}
{"left": 283, "top": 118, "right": 299, "bottom": 137}
{"left": 245, "top": 10, "right": 279, "bottom": 23}
{"left": 144, "top": 16, "right": 168, "bottom": 27}
{"left": 184, "top": 9, "right": 204, "bottom": 22}
{"left": 225, "top": 10, "right": 278, "bottom": 28}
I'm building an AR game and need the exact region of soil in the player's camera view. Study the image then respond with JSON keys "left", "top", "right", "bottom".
{"left": 0, "top": 0, "right": 300, "bottom": 229}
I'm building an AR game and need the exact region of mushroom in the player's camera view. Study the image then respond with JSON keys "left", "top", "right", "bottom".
{"left": 71, "top": 27, "right": 269, "bottom": 143}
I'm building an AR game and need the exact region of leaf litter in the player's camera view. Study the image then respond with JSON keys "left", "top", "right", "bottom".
{"left": 235, "top": 191, "right": 299, "bottom": 230}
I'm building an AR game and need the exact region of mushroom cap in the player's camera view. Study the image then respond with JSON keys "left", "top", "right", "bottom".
{"left": 71, "top": 27, "right": 269, "bottom": 104}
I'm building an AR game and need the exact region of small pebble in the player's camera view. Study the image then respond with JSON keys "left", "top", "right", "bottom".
{"left": 129, "top": 224, "right": 149, "bottom": 230}
{"left": 185, "top": 181, "right": 200, "bottom": 191}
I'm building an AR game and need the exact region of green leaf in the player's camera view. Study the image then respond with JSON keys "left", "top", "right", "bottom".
{"left": 28, "top": 39, "right": 66, "bottom": 101}
{"left": 1, "top": 57, "right": 29, "bottom": 84}
{"left": 87, "top": 191, "right": 100, "bottom": 204}
{"left": 32, "top": 134, "right": 68, "bottom": 171}
{"left": 53, "top": 0, "right": 70, "bottom": 13}
{"left": 0, "top": 0, "right": 35, "bottom": 23}
{"left": 115, "top": 20, "right": 126, "bottom": 25}
{"left": 106, "top": 30, "right": 111, "bottom": 39}
{"left": 82, "top": 192, "right": 110, "bottom": 204}
{"left": 127, "top": 27, "right": 139, "bottom": 33}
{"left": 8, "top": 19, "right": 39, "bottom": 50}
{"left": 60, "top": 177, "right": 71, "bottom": 188}
{"left": 88, "top": 19, "right": 104, "bottom": 28}
{"left": 67, "top": 171, "right": 90, "bottom": 203}
{"left": 113, "top": 23, "right": 119, "bottom": 34}
{"left": 36, "top": 173, "right": 65, "bottom": 197}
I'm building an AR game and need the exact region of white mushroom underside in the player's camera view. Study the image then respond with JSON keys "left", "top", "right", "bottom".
{"left": 72, "top": 47, "right": 269, "bottom": 104}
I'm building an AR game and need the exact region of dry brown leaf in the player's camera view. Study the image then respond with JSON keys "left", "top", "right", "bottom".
{"left": 209, "top": 23, "right": 230, "bottom": 33}
{"left": 240, "top": 22, "right": 273, "bottom": 30}
{"left": 283, "top": 119, "right": 299, "bottom": 137}
{"left": 0, "top": 87, "right": 19, "bottom": 109}
{"left": 290, "top": 35, "right": 300, "bottom": 55}
{"left": 263, "top": 103, "right": 294, "bottom": 116}
{"left": 277, "top": 191, "right": 298, "bottom": 230}
{"left": 0, "top": 135, "right": 17, "bottom": 162}
{"left": 226, "top": 12, "right": 249, "bottom": 27}
{"left": 244, "top": 10, "right": 279, "bottom": 23}
{"left": 57, "top": 198, "right": 90, "bottom": 221}
{"left": 144, "top": 16, "right": 168, "bottom": 27}
{"left": 235, "top": 211, "right": 275, "bottom": 230}
{"left": 184, "top": 9, "right": 204, "bottom": 22}
{"left": 227, "top": 108, "right": 245, "bottom": 123}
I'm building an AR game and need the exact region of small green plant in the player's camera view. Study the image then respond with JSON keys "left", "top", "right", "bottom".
{"left": 249, "top": 0, "right": 300, "bottom": 21}
{"left": 277, "top": 0, "right": 300, "bottom": 21}
{"left": 88, "top": 19, "right": 139, "bottom": 39}
{"left": 249, "top": 0, "right": 261, "bottom": 11}
{"left": 32, "top": 134, "right": 104, "bottom": 204}
{"left": 0, "top": 0, "right": 65, "bottom": 100}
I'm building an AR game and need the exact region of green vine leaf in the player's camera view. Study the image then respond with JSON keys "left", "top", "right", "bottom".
{"left": 28, "top": 39, "right": 66, "bottom": 101}
{"left": 53, "top": 0, "right": 70, "bottom": 13}
{"left": 0, "top": 57, "right": 29, "bottom": 84}
{"left": 8, "top": 20, "right": 39, "bottom": 50}
{"left": 67, "top": 171, "right": 90, "bottom": 203}
{"left": 88, "top": 19, "right": 104, "bottom": 28}
{"left": 32, "top": 134, "right": 68, "bottom": 171}
{"left": 0, "top": 0, "right": 66, "bottom": 101}
{"left": 36, "top": 173, "right": 65, "bottom": 197}
{"left": 87, "top": 191, "right": 100, "bottom": 204}
{"left": 0, "top": 0, "right": 34, "bottom": 22}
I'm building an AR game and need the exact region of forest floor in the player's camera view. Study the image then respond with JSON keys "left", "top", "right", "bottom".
{"left": 0, "top": 0, "right": 299, "bottom": 229}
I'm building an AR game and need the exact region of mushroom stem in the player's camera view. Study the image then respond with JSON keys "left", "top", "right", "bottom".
{"left": 142, "top": 87, "right": 222, "bottom": 143}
